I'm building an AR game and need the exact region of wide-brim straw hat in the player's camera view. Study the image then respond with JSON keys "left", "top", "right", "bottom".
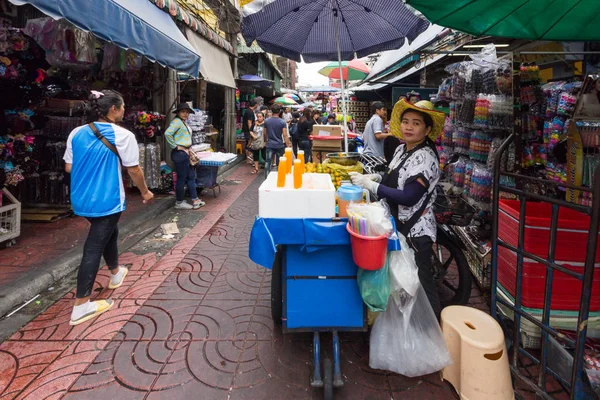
{"left": 173, "top": 102, "right": 195, "bottom": 114}
{"left": 389, "top": 99, "right": 445, "bottom": 141}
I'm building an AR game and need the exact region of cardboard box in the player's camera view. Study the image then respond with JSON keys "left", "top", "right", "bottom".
{"left": 313, "top": 124, "right": 342, "bottom": 137}
{"left": 311, "top": 137, "right": 342, "bottom": 151}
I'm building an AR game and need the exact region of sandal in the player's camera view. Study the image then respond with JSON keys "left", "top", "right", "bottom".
{"left": 69, "top": 299, "right": 114, "bottom": 326}
{"left": 251, "top": 169, "right": 258, "bottom": 174}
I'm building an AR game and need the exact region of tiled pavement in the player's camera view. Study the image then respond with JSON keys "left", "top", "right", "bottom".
{"left": 0, "top": 190, "right": 160, "bottom": 287}
{"left": 0, "top": 165, "right": 494, "bottom": 399}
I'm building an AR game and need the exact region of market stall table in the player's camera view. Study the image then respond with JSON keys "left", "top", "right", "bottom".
{"left": 193, "top": 151, "right": 237, "bottom": 198}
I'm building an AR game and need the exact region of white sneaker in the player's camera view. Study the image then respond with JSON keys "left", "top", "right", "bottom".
{"left": 192, "top": 199, "right": 206, "bottom": 209}
{"left": 175, "top": 201, "right": 193, "bottom": 210}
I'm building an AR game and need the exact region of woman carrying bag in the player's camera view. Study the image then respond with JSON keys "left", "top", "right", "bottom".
{"left": 350, "top": 99, "right": 445, "bottom": 319}
{"left": 250, "top": 111, "right": 266, "bottom": 174}
{"left": 165, "top": 103, "right": 204, "bottom": 210}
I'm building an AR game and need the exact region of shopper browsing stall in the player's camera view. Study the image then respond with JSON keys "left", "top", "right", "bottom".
{"left": 363, "top": 102, "right": 391, "bottom": 158}
{"left": 296, "top": 109, "right": 314, "bottom": 162}
{"left": 250, "top": 111, "right": 266, "bottom": 174}
{"left": 165, "top": 103, "right": 205, "bottom": 210}
{"left": 63, "top": 90, "right": 154, "bottom": 326}
{"left": 350, "top": 99, "right": 445, "bottom": 319}
{"left": 264, "top": 104, "right": 291, "bottom": 178}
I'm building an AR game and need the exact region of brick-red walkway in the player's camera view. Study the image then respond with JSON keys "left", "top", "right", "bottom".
{"left": 0, "top": 166, "right": 488, "bottom": 399}
{"left": 0, "top": 190, "right": 155, "bottom": 287}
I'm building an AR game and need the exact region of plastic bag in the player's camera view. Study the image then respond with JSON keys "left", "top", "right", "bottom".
{"left": 369, "top": 233, "right": 452, "bottom": 377}
{"left": 322, "top": 159, "right": 363, "bottom": 188}
{"left": 357, "top": 256, "right": 390, "bottom": 312}
{"left": 389, "top": 235, "right": 419, "bottom": 298}
{"left": 347, "top": 201, "right": 392, "bottom": 237}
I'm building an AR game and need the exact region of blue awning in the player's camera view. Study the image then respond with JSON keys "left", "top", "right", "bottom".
{"left": 9, "top": 0, "right": 201, "bottom": 77}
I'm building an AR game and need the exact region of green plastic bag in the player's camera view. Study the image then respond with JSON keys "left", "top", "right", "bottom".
{"left": 357, "top": 255, "right": 390, "bottom": 312}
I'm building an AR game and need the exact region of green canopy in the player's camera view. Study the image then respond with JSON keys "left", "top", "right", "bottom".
{"left": 406, "top": 0, "right": 600, "bottom": 41}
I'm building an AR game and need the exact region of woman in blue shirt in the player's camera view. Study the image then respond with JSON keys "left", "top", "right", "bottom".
{"left": 64, "top": 90, "right": 154, "bottom": 325}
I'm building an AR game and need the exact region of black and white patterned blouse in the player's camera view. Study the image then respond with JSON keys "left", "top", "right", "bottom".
{"left": 386, "top": 143, "right": 441, "bottom": 241}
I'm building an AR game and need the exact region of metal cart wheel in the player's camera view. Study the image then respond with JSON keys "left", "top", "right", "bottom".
{"left": 271, "top": 247, "right": 283, "bottom": 325}
{"left": 323, "top": 358, "right": 334, "bottom": 400}
{"left": 435, "top": 229, "right": 472, "bottom": 307}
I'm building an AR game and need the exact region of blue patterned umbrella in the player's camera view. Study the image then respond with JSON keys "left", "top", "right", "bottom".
{"left": 242, "top": 0, "right": 429, "bottom": 150}
{"left": 241, "top": 0, "right": 429, "bottom": 63}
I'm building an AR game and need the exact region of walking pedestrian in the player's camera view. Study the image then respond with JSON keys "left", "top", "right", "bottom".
{"left": 242, "top": 99, "right": 258, "bottom": 164}
{"left": 250, "top": 111, "right": 266, "bottom": 174}
{"left": 296, "top": 109, "right": 314, "bottom": 163}
{"left": 165, "top": 103, "right": 205, "bottom": 210}
{"left": 64, "top": 90, "right": 154, "bottom": 326}
{"left": 290, "top": 112, "right": 300, "bottom": 157}
{"left": 264, "top": 104, "right": 291, "bottom": 178}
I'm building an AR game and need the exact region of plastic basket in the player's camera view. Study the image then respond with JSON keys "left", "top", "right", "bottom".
{"left": 498, "top": 199, "right": 600, "bottom": 263}
{"left": 346, "top": 223, "right": 387, "bottom": 270}
{"left": 0, "top": 189, "right": 21, "bottom": 244}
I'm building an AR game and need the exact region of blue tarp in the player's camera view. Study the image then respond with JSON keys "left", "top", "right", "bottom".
{"left": 10, "top": 0, "right": 201, "bottom": 77}
{"left": 249, "top": 217, "right": 400, "bottom": 269}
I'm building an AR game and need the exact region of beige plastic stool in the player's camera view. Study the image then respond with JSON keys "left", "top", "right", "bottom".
{"left": 441, "top": 306, "right": 514, "bottom": 400}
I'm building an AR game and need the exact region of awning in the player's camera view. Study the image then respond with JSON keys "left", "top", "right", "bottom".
{"left": 237, "top": 74, "right": 274, "bottom": 87}
{"left": 185, "top": 28, "right": 236, "bottom": 89}
{"left": 9, "top": 0, "right": 201, "bottom": 77}
{"left": 386, "top": 53, "right": 448, "bottom": 85}
{"left": 353, "top": 53, "right": 448, "bottom": 92}
{"left": 366, "top": 25, "right": 447, "bottom": 81}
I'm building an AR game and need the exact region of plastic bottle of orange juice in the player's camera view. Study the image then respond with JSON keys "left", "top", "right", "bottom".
{"left": 284, "top": 148, "right": 293, "bottom": 174}
{"left": 277, "top": 157, "right": 287, "bottom": 187}
{"left": 298, "top": 150, "right": 305, "bottom": 172}
{"left": 293, "top": 159, "right": 303, "bottom": 189}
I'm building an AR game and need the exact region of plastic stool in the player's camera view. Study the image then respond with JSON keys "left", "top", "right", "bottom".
{"left": 236, "top": 143, "right": 243, "bottom": 154}
{"left": 441, "top": 306, "right": 514, "bottom": 400}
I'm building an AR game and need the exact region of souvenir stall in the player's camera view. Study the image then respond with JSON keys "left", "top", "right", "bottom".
{"left": 434, "top": 45, "right": 514, "bottom": 293}
{"left": 0, "top": 14, "right": 172, "bottom": 221}
{"left": 435, "top": 44, "right": 600, "bottom": 397}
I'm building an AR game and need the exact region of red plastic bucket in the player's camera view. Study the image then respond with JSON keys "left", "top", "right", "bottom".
{"left": 346, "top": 223, "right": 388, "bottom": 270}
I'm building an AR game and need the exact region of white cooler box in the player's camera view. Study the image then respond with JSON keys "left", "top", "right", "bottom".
{"left": 259, "top": 172, "right": 336, "bottom": 219}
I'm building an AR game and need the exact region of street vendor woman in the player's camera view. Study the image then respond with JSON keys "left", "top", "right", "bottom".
{"left": 350, "top": 99, "right": 445, "bottom": 319}
{"left": 165, "top": 103, "right": 205, "bottom": 210}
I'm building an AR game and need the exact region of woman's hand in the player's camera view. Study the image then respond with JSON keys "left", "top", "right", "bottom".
{"left": 349, "top": 172, "right": 380, "bottom": 194}
{"left": 177, "top": 146, "right": 190, "bottom": 155}
{"left": 142, "top": 190, "right": 155, "bottom": 203}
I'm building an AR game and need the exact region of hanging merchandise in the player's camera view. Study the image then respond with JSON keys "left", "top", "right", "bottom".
{"left": 452, "top": 156, "right": 467, "bottom": 195}
{"left": 468, "top": 163, "right": 493, "bottom": 211}
{"left": 474, "top": 95, "right": 490, "bottom": 128}
{"left": 187, "top": 109, "right": 209, "bottom": 145}
{"left": 469, "top": 130, "right": 493, "bottom": 163}
{"left": 442, "top": 117, "right": 454, "bottom": 148}
{"left": 453, "top": 127, "right": 471, "bottom": 155}
{"left": 144, "top": 143, "right": 161, "bottom": 189}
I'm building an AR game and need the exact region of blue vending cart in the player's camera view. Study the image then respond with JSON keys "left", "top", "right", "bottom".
{"left": 249, "top": 217, "right": 398, "bottom": 400}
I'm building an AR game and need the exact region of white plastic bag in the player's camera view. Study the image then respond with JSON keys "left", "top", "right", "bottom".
{"left": 369, "top": 233, "right": 452, "bottom": 377}
{"left": 388, "top": 234, "right": 420, "bottom": 297}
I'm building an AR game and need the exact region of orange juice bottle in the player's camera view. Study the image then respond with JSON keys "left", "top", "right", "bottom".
{"left": 293, "top": 159, "right": 303, "bottom": 189}
{"left": 285, "top": 148, "right": 293, "bottom": 174}
{"left": 277, "top": 156, "right": 287, "bottom": 187}
{"left": 298, "top": 150, "right": 305, "bottom": 172}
